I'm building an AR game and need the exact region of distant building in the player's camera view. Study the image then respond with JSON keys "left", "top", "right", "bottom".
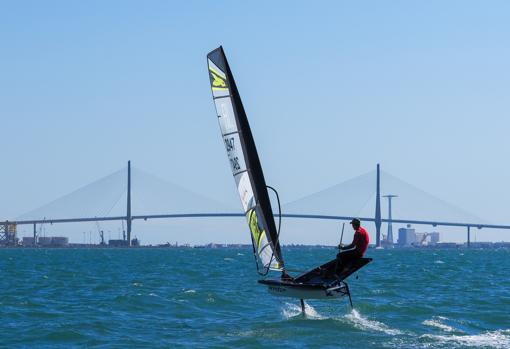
{"left": 51, "top": 237, "right": 69, "bottom": 247}
{"left": 417, "top": 232, "right": 440, "bottom": 246}
{"left": 108, "top": 239, "right": 129, "bottom": 247}
{"left": 429, "top": 232, "right": 440, "bottom": 244}
{"left": 381, "top": 234, "right": 394, "bottom": 248}
{"left": 415, "top": 233, "right": 425, "bottom": 245}
{"left": 37, "top": 236, "right": 69, "bottom": 247}
{"left": 398, "top": 225, "right": 416, "bottom": 246}
{"left": 22, "top": 237, "right": 36, "bottom": 246}
{"left": 38, "top": 237, "right": 52, "bottom": 246}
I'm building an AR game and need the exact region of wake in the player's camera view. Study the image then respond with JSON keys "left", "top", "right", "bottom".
{"left": 421, "top": 317, "right": 510, "bottom": 348}
{"left": 281, "top": 302, "right": 402, "bottom": 337}
{"left": 344, "top": 309, "right": 403, "bottom": 336}
{"left": 421, "top": 330, "right": 510, "bottom": 349}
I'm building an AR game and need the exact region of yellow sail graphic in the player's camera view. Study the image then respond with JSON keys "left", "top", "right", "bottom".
{"left": 209, "top": 67, "right": 228, "bottom": 91}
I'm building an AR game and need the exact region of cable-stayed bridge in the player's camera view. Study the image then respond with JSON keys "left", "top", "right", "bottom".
{"left": 2, "top": 162, "right": 509, "bottom": 246}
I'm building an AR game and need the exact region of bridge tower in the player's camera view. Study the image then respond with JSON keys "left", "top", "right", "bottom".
{"left": 127, "top": 160, "right": 132, "bottom": 246}
{"left": 383, "top": 195, "right": 398, "bottom": 244}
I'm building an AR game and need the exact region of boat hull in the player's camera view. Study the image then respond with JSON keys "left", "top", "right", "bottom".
{"left": 258, "top": 258, "right": 372, "bottom": 300}
{"left": 258, "top": 279, "right": 349, "bottom": 300}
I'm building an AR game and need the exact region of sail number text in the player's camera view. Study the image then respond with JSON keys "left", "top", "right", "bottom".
{"left": 224, "top": 137, "right": 241, "bottom": 172}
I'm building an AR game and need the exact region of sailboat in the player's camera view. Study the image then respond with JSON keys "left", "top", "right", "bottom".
{"left": 207, "top": 46, "right": 371, "bottom": 312}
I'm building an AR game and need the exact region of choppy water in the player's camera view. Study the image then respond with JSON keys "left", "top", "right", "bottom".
{"left": 1, "top": 247, "right": 509, "bottom": 348}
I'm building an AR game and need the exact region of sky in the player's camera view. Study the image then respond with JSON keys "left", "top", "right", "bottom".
{"left": 1, "top": 1, "right": 510, "bottom": 244}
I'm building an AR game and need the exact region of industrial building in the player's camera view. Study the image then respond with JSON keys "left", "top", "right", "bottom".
{"left": 398, "top": 225, "right": 440, "bottom": 247}
{"left": 0, "top": 223, "right": 18, "bottom": 245}
{"left": 108, "top": 239, "right": 129, "bottom": 247}
{"left": 25, "top": 236, "right": 69, "bottom": 247}
{"left": 22, "top": 237, "right": 36, "bottom": 246}
{"left": 398, "top": 225, "right": 416, "bottom": 246}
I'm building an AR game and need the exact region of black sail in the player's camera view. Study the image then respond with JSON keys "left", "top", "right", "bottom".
{"left": 207, "top": 47, "right": 284, "bottom": 273}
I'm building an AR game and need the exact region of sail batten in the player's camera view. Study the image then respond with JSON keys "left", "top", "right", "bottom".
{"left": 207, "top": 47, "right": 284, "bottom": 274}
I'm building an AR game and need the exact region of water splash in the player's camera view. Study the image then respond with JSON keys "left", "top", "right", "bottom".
{"left": 423, "top": 317, "right": 458, "bottom": 333}
{"left": 344, "top": 309, "right": 402, "bottom": 335}
{"left": 421, "top": 329, "right": 510, "bottom": 348}
{"left": 281, "top": 301, "right": 324, "bottom": 320}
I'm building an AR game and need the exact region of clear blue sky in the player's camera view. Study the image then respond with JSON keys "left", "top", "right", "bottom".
{"left": 1, "top": 1, "right": 510, "bottom": 243}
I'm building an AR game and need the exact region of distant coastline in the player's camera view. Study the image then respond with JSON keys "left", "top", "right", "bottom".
{"left": 2, "top": 242, "right": 510, "bottom": 249}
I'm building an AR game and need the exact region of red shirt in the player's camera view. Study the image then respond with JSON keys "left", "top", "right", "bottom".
{"left": 353, "top": 226, "right": 370, "bottom": 256}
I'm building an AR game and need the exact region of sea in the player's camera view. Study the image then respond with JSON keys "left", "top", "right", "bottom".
{"left": 1, "top": 247, "right": 509, "bottom": 348}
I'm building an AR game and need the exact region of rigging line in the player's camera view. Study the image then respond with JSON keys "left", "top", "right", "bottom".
{"left": 355, "top": 191, "right": 378, "bottom": 219}
{"left": 91, "top": 183, "right": 126, "bottom": 233}
{"left": 104, "top": 186, "right": 127, "bottom": 217}
{"left": 97, "top": 170, "right": 128, "bottom": 218}
{"left": 267, "top": 186, "right": 282, "bottom": 241}
{"left": 266, "top": 185, "right": 283, "bottom": 275}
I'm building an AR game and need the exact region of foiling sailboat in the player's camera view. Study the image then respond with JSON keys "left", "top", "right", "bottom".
{"left": 207, "top": 46, "right": 371, "bottom": 313}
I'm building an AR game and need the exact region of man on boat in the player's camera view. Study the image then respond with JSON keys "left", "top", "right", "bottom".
{"left": 336, "top": 218, "right": 369, "bottom": 269}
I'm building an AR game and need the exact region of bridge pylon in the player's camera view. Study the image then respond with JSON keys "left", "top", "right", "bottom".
{"left": 126, "top": 160, "right": 132, "bottom": 246}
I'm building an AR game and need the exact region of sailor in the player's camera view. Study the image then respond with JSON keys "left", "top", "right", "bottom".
{"left": 336, "top": 218, "right": 370, "bottom": 268}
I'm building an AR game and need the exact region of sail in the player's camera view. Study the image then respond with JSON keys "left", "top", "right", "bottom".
{"left": 207, "top": 46, "right": 284, "bottom": 273}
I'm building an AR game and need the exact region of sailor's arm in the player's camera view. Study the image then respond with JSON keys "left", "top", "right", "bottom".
{"left": 339, "top": 232, "right": 359, "bottom": 250}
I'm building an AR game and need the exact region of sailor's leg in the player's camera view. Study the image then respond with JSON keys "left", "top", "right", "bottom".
{"left": 336, "top": 250, "right": 360, "bottom": 275}
{"left": 300, "top": 299, "right": 305, "bottom": 314}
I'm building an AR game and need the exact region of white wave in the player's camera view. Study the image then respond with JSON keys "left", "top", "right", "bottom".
{"left": 423, "top": 317, "right": 457, "bottom": 333}
{"left": 237, "top": 253, "right": 244, "bottom": 256}
{"left": 281, "top": 301, "right": 324, "bottom": 320}
{"left": 421, "top": 330, "right": 510, "bottom": 349}
{"left": 224, "top": 257, "right": 235, "bottom": 261}
{"left": 434, "top": 260, "right": 445, "bottom": 264}
{"left": 281, "top": 303, "right": 301, "bottom": 319}
{"left": 371, "top": 289, "right": 385, "bottom": 295}
{"left": 344, "top": 309, "right": 402, "bottom": 336}
{"left": 184, "top": 289, "right": 196, "bottom": 294}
